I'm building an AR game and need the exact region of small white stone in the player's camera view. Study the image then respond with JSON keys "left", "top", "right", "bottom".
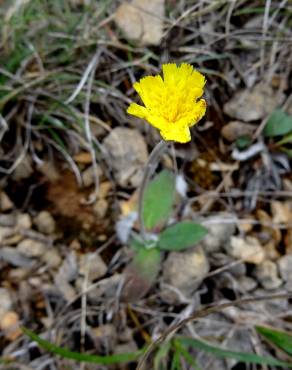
{"left": 223, "top": 83, "right": 285, "bottom": 122}
{"left": 54, "top": 252, "right": 78, "bottom": 301}
{"left": 226, "top": 236, "right": 265, "bottom": 264}
{"left": 103, "top": 128, "right": 148, "bottom": 187}
{"left": 114, "top": 0, "right": 164, "bottom": 46}
{"left": 79, "top": 253, "right": 107, "bottom": 282}
{"left": 0, "top": 214, "right": 16, "bottom": 227}
{"left": 12, "top": 155, "right": 33, "bottom": 181}
{"left": 93, "top": 199, "right": 108, "bottom": 219}
{"left": 0, "top": 192, "right": 14, "bottom": 211}
{"left": 17, "top": 239, "right": 46, "bottom": 257}
{"left": 82, "top": 165, "right": 102, "bottom": 188}
{"left": 202, "top": 214, "right": 236, "bottom": 253}
{"left": 42, "top": 249, "right": 62, "bottom": 268}
{"left": 0, "top": 246, "right": 34, "bottom": 267}
{"left": 162, "top": 247, "right": 209, "bottom": 300}
{"left": 253, "top": 260, "right": 282, "bottom": 290}
{"left": 278, "top": 254, "right": 292, "bottom": 282}
{"left": 0, "top": 288, "right": 13, "bottom": 317}
{"left": 238, "top": 276, "right": 258, "bottom": 292}
{"left": 16, "top": 213, "right": 32, "bottom": 230}
{"left": 0, "top": 226, "right": 14, "bottom": 243}
{"left": 221, "top": 121, "right": 256, "bottom": 142}
{"left": 34, "top": 211, "right": 56, "bottom": 234}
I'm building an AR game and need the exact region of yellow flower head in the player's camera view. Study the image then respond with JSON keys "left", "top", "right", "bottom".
{"left": 127, "top": 63, "right": 206, "bottom": 143}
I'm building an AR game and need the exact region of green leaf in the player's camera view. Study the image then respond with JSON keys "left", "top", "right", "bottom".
{"left": 177, "top": 337, "right": 292, "bottom": 368}
{"left": 236, "top": 135, "right": 252, "bottom": 150}
{"left": 143, "top": 170, "right": 176, "bottom": 230}
{"left": 264, "top": 109, "right": 292, "bottom": 137}
{"left": 122, "top": 247, "right": 161, "bottom": 301}
{"left": 132, "top": 247, "right": 161, "bottom": 283}
{"left": 256, "top": 326, "right": 292, "bottom": 356}
{"left": 158, "top": 221, "right": 208, "bottom": 251}
{"left": 22, "top": 327, "right": 142, "bottom": 364}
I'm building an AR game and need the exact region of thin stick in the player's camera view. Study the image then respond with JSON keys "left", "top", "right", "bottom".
{"left": 138, "top": 140, "right": 168, "bottom": 241}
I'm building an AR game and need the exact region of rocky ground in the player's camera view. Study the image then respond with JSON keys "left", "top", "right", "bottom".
{"left": 0, "top": 1, "right": 292, "bottom": 369}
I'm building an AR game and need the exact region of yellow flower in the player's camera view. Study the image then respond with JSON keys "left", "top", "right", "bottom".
{"left": 127, "top": 63, "right": 206, "bottom": 143}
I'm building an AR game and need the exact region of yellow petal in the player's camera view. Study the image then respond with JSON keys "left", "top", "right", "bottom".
{"left": 190, "top": 70, "right": 206, "bottom": 90}
{"left": 177, "top": 63, "right": 194, "bottom": 80}
{"left": 162, "top": 63, "right": 178, "bottom": 84}
{"left": 127, "top": 103, "right": 148, "bottom": 119}
{"left": 127, "top": 104, "right": 168, "bottom": 131}
{"left": 146, "top": 113, "right": 169, "bottom": 130}
{"left": 133, "top": 75, "right": 164, "bottom": 109}
{"left": 160, "top": 124, "right": 191, "bottom": 143}
{"left": 187, "top": 99, "right": 207, "bottom": 127}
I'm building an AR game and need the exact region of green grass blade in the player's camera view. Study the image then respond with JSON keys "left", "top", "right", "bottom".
{"left": 174, "top": 339, "right": 201, "bottom": 370}
{"left": 23, "top": 327, "right": 142, "bottom": 365}
{"left": 170, "top": 350, "right": 182, "bottom": 370}
{"left": 178, "top": 336, "right": 292, "bottom": 368}
{"left": 154, "top": 341, "right": 172, "bottom": 370}
{"left": 256, "top": 326, "right": 292, "bottom": 356}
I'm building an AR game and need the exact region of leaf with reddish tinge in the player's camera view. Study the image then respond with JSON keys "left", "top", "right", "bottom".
{"left": 122, "top": 247, "right": 161, "bottom": 302}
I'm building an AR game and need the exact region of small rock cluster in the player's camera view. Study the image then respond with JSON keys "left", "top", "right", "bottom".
{"left": 160, "top": 210, "right": 292, "bottom": 304}
{"left": 0, "top": 191, "right": 111, "bottom": 343}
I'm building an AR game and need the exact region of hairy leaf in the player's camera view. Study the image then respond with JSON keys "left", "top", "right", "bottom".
{"left": 158, "top": 221, "right": 207, "bottom": 251}
{"left": 143, "top": 170, "right": 176, "bottom": 230}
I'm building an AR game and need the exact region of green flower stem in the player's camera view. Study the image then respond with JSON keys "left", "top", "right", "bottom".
{"left": 138, "top": 140, "right": 169, "bottom": 241}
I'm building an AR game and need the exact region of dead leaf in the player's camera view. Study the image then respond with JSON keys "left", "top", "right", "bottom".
{"left": 114, "top": 0, "right": 164, "bottom": 46}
